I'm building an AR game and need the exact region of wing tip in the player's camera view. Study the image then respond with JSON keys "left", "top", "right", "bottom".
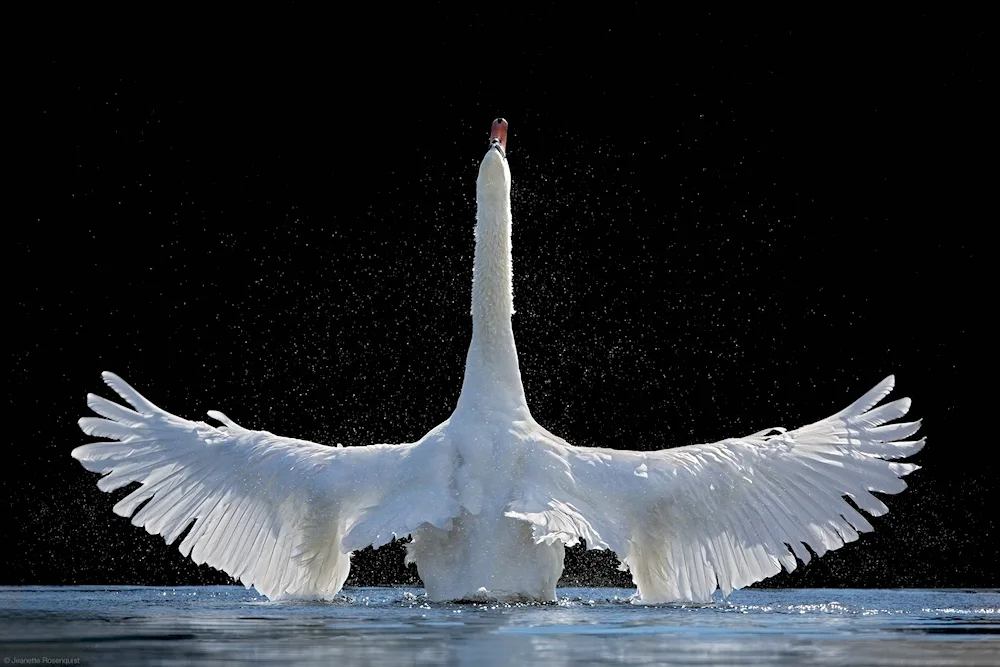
{"left": 101, "top": 371, "right": 135, "bottom": 395}
{"left": 839, "top": 374, "right": 900, "bottom": 419}
{"left": 77, "top": 416, "right": 96, "bottom": 436}
{"left": 890, "top": 462, "right": 921, "bottom": 476}
{"left": 101, "top": 371, "right": 126, "bottom": 395}
{"left": 875, "top": 374, "right": 895, "bottom": 400}
{"left": 876, "top": 374, "right": 895, "bottom": 395}
{"left": 98, "top": 371, "right": 159, "bottom": 413}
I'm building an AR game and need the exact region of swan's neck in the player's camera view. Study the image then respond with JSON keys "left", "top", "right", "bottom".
{"left": 456, "top": 184, "right": 529, "bottom": 416}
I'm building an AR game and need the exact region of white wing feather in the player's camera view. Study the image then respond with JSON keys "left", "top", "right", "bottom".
{"left": 74, "top": 372, "right": 458, "bottom": 600}
{"left": 507, "top": 375, "right": 924, "bottom": 603}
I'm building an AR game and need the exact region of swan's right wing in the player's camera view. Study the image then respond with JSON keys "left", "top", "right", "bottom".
{"left": 73, "top": 372, "right": 459, "bottom": 600}
{"left": 508, "top": 376, "right": 924, "bottom": 602}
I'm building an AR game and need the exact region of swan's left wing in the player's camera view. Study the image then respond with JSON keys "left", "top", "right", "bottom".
{"left": 73, "top": 372, "right": 458, "bottom": 600}
{"left": 508, "top": 376, "right": 924, "bottom": 603}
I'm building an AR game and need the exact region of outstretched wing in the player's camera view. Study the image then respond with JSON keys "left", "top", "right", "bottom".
{"left": 73, "top": 372, "right": 458, "bottom": 600}
{"left": 508, "top": 375, "right": 924, "bottom": 603}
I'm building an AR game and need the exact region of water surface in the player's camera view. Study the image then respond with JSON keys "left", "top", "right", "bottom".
{"left": 1, "top": 586, "right": 997, "bottom": 666}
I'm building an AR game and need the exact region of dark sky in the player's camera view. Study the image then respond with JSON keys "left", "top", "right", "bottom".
{"left": 11, "top": 14, "right": 993, "bottom": 590}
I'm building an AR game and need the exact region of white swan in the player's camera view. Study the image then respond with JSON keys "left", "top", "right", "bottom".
{"left": 73, "top": 118, "right": 924, "bottom": 603}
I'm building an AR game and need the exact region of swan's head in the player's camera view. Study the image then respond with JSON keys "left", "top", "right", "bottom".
{"left": 478, "top": 118, "right": 510, "bottom": 197}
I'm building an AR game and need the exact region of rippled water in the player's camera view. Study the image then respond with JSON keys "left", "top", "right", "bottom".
{"left": 1, "top": 586, "right": 997, "bottom": 666}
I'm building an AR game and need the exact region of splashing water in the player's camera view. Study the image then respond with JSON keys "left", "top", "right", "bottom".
{"left": 2, "top": 586, "right": 997, "bottom": 666}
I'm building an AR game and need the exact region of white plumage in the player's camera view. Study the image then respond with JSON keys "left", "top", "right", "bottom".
{"left": 73, "top": 121, "right": 924, "bottom": 603}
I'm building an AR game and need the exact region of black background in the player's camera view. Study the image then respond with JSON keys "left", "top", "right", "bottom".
{"left": 10, "top": 12, "right": 993, "bottom": 590}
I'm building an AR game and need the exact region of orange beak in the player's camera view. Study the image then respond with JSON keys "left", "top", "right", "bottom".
{"left": 490, "top": 118, "right": 508, "bottom": 154}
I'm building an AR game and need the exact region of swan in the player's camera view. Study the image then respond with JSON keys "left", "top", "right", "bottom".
{"left": 73, "top": 118, "right": 925, "bottom": 604}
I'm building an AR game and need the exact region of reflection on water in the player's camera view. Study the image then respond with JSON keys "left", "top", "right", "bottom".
{"left": 1, "top": 586, "right": 997, "bottom": 666}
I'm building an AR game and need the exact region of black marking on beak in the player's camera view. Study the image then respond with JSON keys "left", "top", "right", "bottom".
{"left": 490, "top": 139, "right": 506, "bottom": 159}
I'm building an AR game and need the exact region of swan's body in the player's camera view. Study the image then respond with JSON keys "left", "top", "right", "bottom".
{"left": 73, "top": 120, "right": 925, "bottom": 603}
